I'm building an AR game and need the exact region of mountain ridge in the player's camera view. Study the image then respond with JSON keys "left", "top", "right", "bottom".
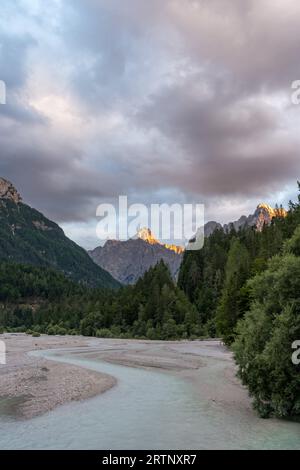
{"left": 89, "top": 230, "right": 183, "bottom": 285}
{"left": 204, "top": 203, "right": 287, "bottom": 236}
{"left": 0, "top": 177, "right": 119, "bottom": 289}
{"left": 89, "top": 203, "right": 287, "bottom": 285}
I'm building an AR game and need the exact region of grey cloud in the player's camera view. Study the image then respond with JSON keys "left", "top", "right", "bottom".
{"left": 167, "top": 0, "right": 300, "bottom": 93}
{"left": 0, "top": 99, "right": 47, "bottom": 124}
{"left": 0, "top": 133, "right": 118, "bottom": 223}
{"left": 65, "top": 0, "right": 300, "bottom": 94}
{"left": 136, "top": 74, "right": 300, "bottom": 197}
{"left": 0, "top": 32, "right": 36, "bottom": 89}
{"left": 0, "top": 0, "right": 300, "bottom": 249}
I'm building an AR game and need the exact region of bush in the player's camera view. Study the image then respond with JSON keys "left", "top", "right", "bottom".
{"left": 145, "top": 327, "right": 157, "bottom": 340}
{"left": 56, "top": 327, "right": 67, "bottom": 336}
{"left": 96, "top": 328, "right": 113, "bottom": 338}
{"left": 233, "top": 249, "right": 300, "bottom": 418}
{"left": 69, "top": 329, "right": 78, "bottom": 336}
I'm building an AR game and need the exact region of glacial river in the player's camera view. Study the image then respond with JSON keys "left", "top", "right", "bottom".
{"left": 0, "top": 348, "right": 300, "bottom": 450}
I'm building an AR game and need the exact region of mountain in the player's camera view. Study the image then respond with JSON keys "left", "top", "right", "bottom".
{"left": 204, "top": 221, "right": 223, "bottom": 237}
{"left": 0, "top": 178, "right": 119, "bottom": 289}
{"left": 133, "top": 227, "right": 184, "bottom": 254}
{"left": 89, "top": 203, "right": 286, "bottom": 286}
{"left": 208, "top": 203, "right": 287, "bottom": 235}
{"left": 89, "top": 228, "right": 183, "bottom": 285}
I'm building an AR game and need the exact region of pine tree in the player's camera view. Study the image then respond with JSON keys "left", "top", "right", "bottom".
{"left": 215, "top": 238, "right": 250, "bottom": 344}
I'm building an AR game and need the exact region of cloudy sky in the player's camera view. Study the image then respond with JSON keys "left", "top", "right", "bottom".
{"left": 0, "top": 0, "right": 300, "bottom": 249}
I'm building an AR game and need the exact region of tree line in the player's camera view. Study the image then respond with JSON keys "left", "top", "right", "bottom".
{"left": 179, "top": 183, "right": 300, "bottom": 418}
{"left": 0, "top": 260, "right": 202, "bottom": 340}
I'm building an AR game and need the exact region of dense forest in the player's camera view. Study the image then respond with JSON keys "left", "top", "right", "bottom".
{"left": 0, "top": 261, "right": 201, "bottom": 340}
{"left": 1, "top": 184, "right": 300, "bottom": 418}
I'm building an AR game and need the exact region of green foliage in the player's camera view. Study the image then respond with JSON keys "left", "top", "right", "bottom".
{"left": 0, "top": 262, "right": 79, "bottom": 301}
{"left": 179, "top": 228, "right": 230, "bottom": 324}
{"left": 233, "top": 251, "right": 300, "bottom": 418}
{"left": 216, "top": 239, "right": 251, "bottom": 344}
{"left": 0, "top": 260, "right": 201, "bottom": 340}
{"left": 178, "top": 183, "right": 300, "bottom": 418}
{"left": 32, "top": 332, "right": 41, "bottom": 337}
{"left": 284, "top": 225, "right": 300, "bottom": 257}
{"left": 179, "top": 183, "right": 300, "bottom": 342}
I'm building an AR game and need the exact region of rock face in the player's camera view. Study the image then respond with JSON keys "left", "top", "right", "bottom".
{"left": 0, "top": 178, "right": 22, "bottom": 204}
{"left": 134, "top": 227, "right": 184, "bottom": 254}
{"left": 223, "top": 203, "right": 287, "bottom": 233}
{"left": 89, "top": 229, "right": 183, "bottom": 285}
{"left": 191, "top": 203, "right": 286, "bottom": 239}
{"left": 253, "top": 203, "right": 287, "bottom": 232}
{"left": 134, "top": 227, "right": 158, "bottom": 245}
{"left": 204, "top": 221, "right": 223, "bottom": 237}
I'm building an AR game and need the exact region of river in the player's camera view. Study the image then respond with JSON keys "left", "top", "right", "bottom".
{"left": 0, "top": 347, "right": 299, "bottom": 450}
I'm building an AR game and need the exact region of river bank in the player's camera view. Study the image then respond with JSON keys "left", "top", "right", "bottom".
{"left": 0, "top": 334, "right": 251, "bottom": 420}
{"left": 0, "top": 334, "right": 116, "bottom": 419}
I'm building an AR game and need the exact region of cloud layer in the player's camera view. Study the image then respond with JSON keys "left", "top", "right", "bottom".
{"left": 0, "top": 0, "right": 299, "bottom": 248}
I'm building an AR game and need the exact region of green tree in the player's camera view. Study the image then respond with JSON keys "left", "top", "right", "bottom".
{"left": 233, "top": 229, "right": 300, "bottom": 418}
{"left": 216, "top": 239, "right": 250, "bottom": 344}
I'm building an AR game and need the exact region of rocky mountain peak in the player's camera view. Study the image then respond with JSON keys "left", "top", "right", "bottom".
{"left": 136, "top": 227, "right": 159, "bottom": 245}
{"left": 222, "top": 202, "right": 288, "bottom": 234}
{"left": 256, "top": 202, "right": 275, "bottom": 213}
{"left": 0, "top": 178, "right": 22, "bottom": 204}
{"left": 90, "top": 227, "right": 184, "bottom": 284}
{"left": 135, "top": 227, "right": 184, "bottom": 254}
{"left": 254, "top": 203, "right": 287, "bottom": 231}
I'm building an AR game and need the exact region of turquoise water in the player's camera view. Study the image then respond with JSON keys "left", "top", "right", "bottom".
{"left": 0, "top": 349, "right": 299, "bottom": 450}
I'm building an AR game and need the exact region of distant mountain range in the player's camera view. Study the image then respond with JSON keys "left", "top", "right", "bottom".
{"left": 0, "top": 177, "right": 287, "bottom": 288}
{"left": 90, "top": 204, "right": 287, "bottom": 285}
{"left": 0, "top": 178, "right": 119, "bottom": 289}
{"left": 89, "top": 228, "right": 184, "bottom": 285}
{"left": 205, "top": 203, "right": 287, "bottom": 235}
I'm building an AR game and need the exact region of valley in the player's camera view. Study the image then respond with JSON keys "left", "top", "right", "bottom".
{"left": 1, "top": 178, "right": 300, "bottom": 423}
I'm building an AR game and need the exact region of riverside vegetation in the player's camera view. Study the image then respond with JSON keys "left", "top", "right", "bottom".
{"left": 179, "top": 183, "right": 300, "bottom": 418}
{"left": 1, "top": 184, "right": 300, "bottom": 419}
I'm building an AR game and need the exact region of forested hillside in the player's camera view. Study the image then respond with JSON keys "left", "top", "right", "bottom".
{"left": 0, "top": 261, "right": 201, "bottom": 339}
{"left": 179, "top": 183, "right": 300, "bottom": 418}
{"left": 0, "top": 197, "right": 119, "bottom": 289}
{"left": 179, "top": 189, "right": 300, "bottom": 343}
